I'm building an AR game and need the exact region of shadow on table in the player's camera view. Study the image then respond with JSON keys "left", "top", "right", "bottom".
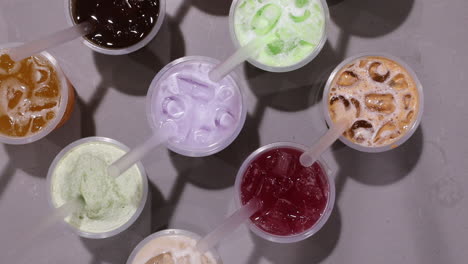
{"left": 78, "top": 15, "right": 186, "bottom": 138}
{"left": 244, "top": 41, "right": 341, "bottom": 114}
{"left": 330, "top": 0, "right": 415, "bottom": 58}
{"left": 327, "top": 0, "right": 345, "bottom": 6}
{"left": 151, "top": 126, "right": 261, "bottom": 232}
{"left": 247, "top": 206, "right": 342, "bottom": 264}
{"left": 332, "top": 126, "right": 424, "bottom": 199}
{"left": 172, "top": 0, "right": 232, "bottom": 19}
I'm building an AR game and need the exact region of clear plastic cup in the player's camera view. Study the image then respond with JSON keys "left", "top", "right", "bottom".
{"left": 64, "top": 0, "right": 166, "bottom": 55}
{"left": 126, "top": 229, "right": 222, "bottom": 264}
{"left": 46, "top": 137, "right": 149, "bottom": 239}
{"left": 234, "top": 142, "right": 336, "bottom": 243}
{"left": 146, "top": 56, "right": 247, "bottom": 157}
{"left": 0, "top": 42, "right": 75, "bottom": 145}
{"left": 322, "top": 53, "right": 424, "bottom": 153}
{"left": 228, "top": 0, "right": 329, "bottom": 73}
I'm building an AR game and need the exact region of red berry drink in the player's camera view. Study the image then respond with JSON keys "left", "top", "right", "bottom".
{"left": 236, "top": 142, "right": 335, "bottom": 243}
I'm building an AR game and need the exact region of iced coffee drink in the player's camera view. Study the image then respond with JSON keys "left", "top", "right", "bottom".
{"left": 326, "top": 55, "right": 422, "bottom": 150}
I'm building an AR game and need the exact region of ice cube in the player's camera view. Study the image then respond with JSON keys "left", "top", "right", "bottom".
{"left": 359, "top": 59, "right": 369, "bottom": 68}
{"left": 13, "top": 117, "right": 32, "bottom": 136}
{"left": 295, "top": 177, "right": 324, "bottom": 201}
{"left": 162, "top": 96, "right": 185, "bottom": 119}
{"left": 374, "top": 121, "right": 399, "bottom": 144}
{"left": 216, "top": 86, "right": 234, "bottom": 101}
{"left": 29, "top": 101, "right": 57, "bottom": 112}
{"left": 336, "top": 71, "right": 358, "bottom": 86}
{"left": 272, "top": 151, "right": 294, "bottom": 177}
{"left": 34, "top": 68, "right": 51, "bottom": 84}
{"left": 364, "top": 93, "right": 395, "bottom": 114}
{"left": 329, "top": 95, "right": 352, "bottom": 120}
{"left": 347, "top": 120, "right": 374, "bottom": 143}
{"left": 243, "top": 163, "right": 267, "bottom": 197}
{"left": 193, "top": 127, "right": 212, "bottom": 144}
{"left": 31, "top": 116, "right": 46, "bottom": 133}
{"left": 251, "top": 4, "right": 282, "bottom": 36}
{"left": 34, "top": 84, "right": 59, "bottom": 98}
{"left": 403, "top": 94, "right": 412, "bottom": 110}
{"left": 258, "top": 208, "right": 291, "bottom": 236}
{"left": 46, "top": 111, "right": 55, "bottom": 120}
{"left": 7, "top": 89, "right": 24, "bottom": 109}
{"left": 214, "top": 108, "right": 236, "bottom": 129}
{"left": 177, "top": 75, "right": 214, "bottom": 102}
{"left": 330, "top": 95, "right": 350, "bottom": 109}
{"left": 399, "top": 110, "right": 414, "bottom": 131}
{"left": 369, "top": 62, "right": 390, "bottom": 83}
{"left": 389, "top": 73, "right": 409, "bottom": 90}
{"left": 263, "top": 149, "right": 280, "bottom": 171}
{"left": 350, "top": 97, "right": 361, "bottom": 118}
{"left": 0, "top": 54, "right": 21, "bottom": 75}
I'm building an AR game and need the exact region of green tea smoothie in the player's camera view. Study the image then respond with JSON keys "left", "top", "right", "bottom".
{"left": 50, "top": 140, "right": 143, "bottom": 234}
{"left": 233, "top": 0, "right": 326, "bottom": 68}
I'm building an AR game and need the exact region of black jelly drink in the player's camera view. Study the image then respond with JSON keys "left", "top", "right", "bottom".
{"left": 240, "top": 147, "right": 329, "bottom": 236}
{"left": 72, "top": 0, "right": 160, "bottom": 49}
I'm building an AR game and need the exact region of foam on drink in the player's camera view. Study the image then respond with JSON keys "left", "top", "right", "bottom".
{"left": 130, "top": 234, "right": 217, "bottom": 264}
{"left": 328, "top": 56, "right": 420, "bottom": 147}
{"left": 0, "top": 52, "right": 61, "bottom": 137}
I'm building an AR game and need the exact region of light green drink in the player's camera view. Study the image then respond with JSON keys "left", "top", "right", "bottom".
{"left": 231, "top": 0, "right": 327, "bottom": 71}
{"left": 48, "top": 137, "right": 147, "bottom": 238}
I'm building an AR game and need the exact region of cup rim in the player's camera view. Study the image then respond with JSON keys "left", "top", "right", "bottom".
{"left": 145, "top": 55, "right": 247, "bottom": 157}
{"left": 46, "top": 136, "right": 149, "bottom": 239}
{"left": 125, "top": 228, "right": 223, "bottom": 264}
{"left": 228, "top": 0, "right": 330, "bottom": 73}
{"left": 322, "top": 52, "right": 425, "bottom": 153}
{"left": 0, "top": 42, "right": 71, "bottom": 145}
{"left": 64, "top": 0, "right": 166, "bottom": 55}
{"left": 234, "top": 142, "right": 336, "bottom": 243}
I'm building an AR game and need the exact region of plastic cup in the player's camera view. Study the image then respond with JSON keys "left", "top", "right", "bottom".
{"left": 146, "top": 56, "right": 247, "bottom": 157}
{"left": 322, "top": 53, "right": 424, "bottom": 153}
{"left": 0, "top": 42, "right": 75, "bottom": 145}
{"left": 228, "top": 0, "right": 330, "bottom": 73}
{"left": 64, "top": 0, "right": 166, "bottom": 55}
{"left": 126, "top": 229, "right": 222, "bottom": 264}
{"left": 234, "top": 142, "right": 336, "bottom": 243}
{"left": 46, "top": 137, "right": 149, "bottom": 239}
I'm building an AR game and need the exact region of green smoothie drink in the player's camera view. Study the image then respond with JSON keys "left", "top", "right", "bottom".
{"left": 47, "top": 137, "right": 148, "bottom": 238}
{"left": 230, "top": 0, "right": 328, "bottom": 72}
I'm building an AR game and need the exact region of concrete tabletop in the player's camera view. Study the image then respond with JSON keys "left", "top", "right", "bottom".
{"left": 1, "top": 0, "right": 467, "bottom": 263}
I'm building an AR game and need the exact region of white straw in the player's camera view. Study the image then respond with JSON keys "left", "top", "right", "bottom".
{"left": 9, "top": 22, "right": 93, "bottom": 61}
{"left": 300, "top": 116, "right": 353, "bottom": 167}
{"left": 196, "top": 198, "right": 261, "bottom": 253}
{"left": 107, "top": 128, "right": 173, "bottom": 178}
{"left": 209, "top": 37, "right": 266, "bottom": 82}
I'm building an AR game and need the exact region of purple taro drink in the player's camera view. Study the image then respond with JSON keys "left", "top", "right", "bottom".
{"left": 146, "top": 56, "right": 246, "bottom": 157}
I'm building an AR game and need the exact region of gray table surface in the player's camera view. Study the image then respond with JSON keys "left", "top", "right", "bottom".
{"left": 1, "top": 0, "right": 467, "bottom": 263}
